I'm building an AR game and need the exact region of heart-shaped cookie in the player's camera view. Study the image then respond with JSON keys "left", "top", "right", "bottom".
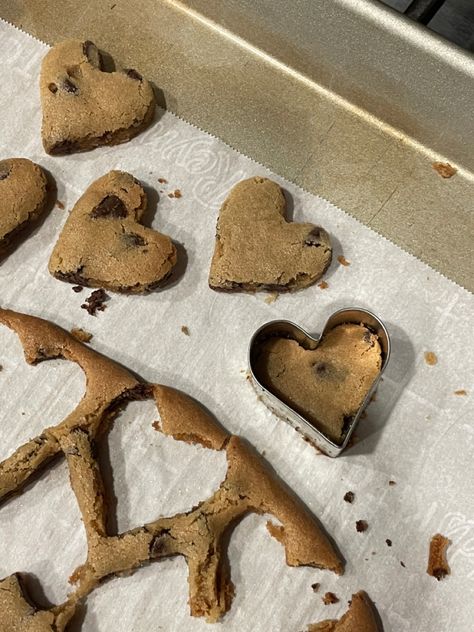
{"left": 48, "top": 171, "right": 177, "bottom": 293}
{"left": 252, "top": 320, "right": 383, "bottom": 445}
{"left": 0, "top": 158, "right": 48, "bottom": 256}
{"left": 40, "top": 40, "right": 155, "bottom": 154}
{"left": 209, "top": 176, "right": 332, "bottom": 291}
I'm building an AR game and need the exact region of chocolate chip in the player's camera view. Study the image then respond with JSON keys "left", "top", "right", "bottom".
{"left": 343, "top": 491, "right": 355, "bottom": 503}
{"left": 305, "top": 227, "right": 323, "bottom": 246}
{"left": 48, "top": 82, "right": 58, "bottom": 94}
{"left": 314, "top": 362, "right": 330, "bottom": 376}
{"left": 122, "top": 233, "right": 146, "bottom": 247}
{"left": 356, "top": 520, "right": 369, "bottom": 532}
{"left": 386, "top": 538, "right": 392, "bottom": 547}
{"left": 311, "top": 582, "right": 320, "bottom": 593}
{"left": 0, "top": 161, "right": 11, "bottom": 180}
{"left": 72, "top": 285, "right": 83, "bottom": 293}
{"left": 125, "top": 68, "right": 142, "bottom": 81}
{"left": 50, "top": 140, "right": 80, "bottom": 155}
{"left": 62, "top": 78, "right": 78, "bottom": 94}
{"left": 83, "top": 40, "right": 102, "bottom": 68}
{"left": 81, "top": 289, "right": 109, "bottom": 316}
{"left": 90, "top": 195, "right": 127, "bottom": 218}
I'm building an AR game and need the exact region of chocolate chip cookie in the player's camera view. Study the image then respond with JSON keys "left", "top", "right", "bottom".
{"left": 253, "top": 323, "right": 382, "bottom": 443}
{"left": 0, "top": 158, "right": 48, "bottom": 256}
{"left": 48, "top": 171, "right": 177, "bottom": 293}
{"left": 209, "top": 176, "right": 332, "bottom": 291}
{"left": 40, "top": 40, "right": 155, "bottom": 154}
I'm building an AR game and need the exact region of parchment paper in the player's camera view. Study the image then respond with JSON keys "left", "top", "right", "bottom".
{"left": 0, "top": 19, "right": 473, "bottom": 632}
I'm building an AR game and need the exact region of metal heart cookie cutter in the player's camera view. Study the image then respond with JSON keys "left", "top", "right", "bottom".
{"left": 248, "top": 308, "right": 391, "bottom": 457}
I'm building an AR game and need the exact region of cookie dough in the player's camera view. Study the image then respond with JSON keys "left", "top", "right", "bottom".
{"left": 48, "top": 171, "right": 177, "bottom": 293}
{"left": 0, "top": 308, "right": 343, "bottom": 630}
{"left": 427, "top": 533, "right": 451, "bottom": 580}
{"left": 253, "top": 323, "right": 382, "bottom": 443}
{"left": 40, "top": 40, "right": 155, "bottom": 154}
{"left": 307, "top": 591, "right": 380, "bottom": 631}
{"left": 0, "top": 158, "right": 48, "bottom": 256}
{"left": 209, "top": 176, "right": 332, "bottom": 291}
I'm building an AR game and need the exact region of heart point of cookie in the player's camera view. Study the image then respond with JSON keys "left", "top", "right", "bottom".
{"left": 40, "top": 39, "right": 155, "bottom": 154}
{"left": 209, "top": 176, "right": 332, "bottom": 292}
{"left": 48, "top": 171, "right": 177, "bottom": 294}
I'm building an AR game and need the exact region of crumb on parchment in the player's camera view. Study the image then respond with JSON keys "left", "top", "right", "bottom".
{"left": 56, "top": 200, "right": 65, "bottom": 210}
{"left": 344, "top": 491, "right": 355, "bottom": 503}
{"left": 424, "top": 351, "right": 438, "bottom": 366}
{"left": 322, "top": 592, "right": 339, "bottom": 605}
{"left": 337, "top": 255, "right": 350, "bottom": 267}
{"left": 454, "top": 389, "right": 467, "bottom": 396}
{"left": 427, "top": 533, "right": 451, "bottom": 581}
{"left": 318, "top": 280, "right": 328, "bottom": 289}
{"left": 356, "top": 520, "right": 368, "bottom": 532}
{"left": 181, "top": 325, "right": 190, "bottom": 336}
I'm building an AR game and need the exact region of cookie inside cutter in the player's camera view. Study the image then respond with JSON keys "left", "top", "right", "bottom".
{"left": 249, "top": 308, "right": 391, "bottom": 457}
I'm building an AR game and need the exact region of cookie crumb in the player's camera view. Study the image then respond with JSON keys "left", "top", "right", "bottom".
{"left": 389, "top": 480, "right": 396, "bottom": 486}
{"left": 454, "top": 389, "right": 467, "bottom": 396}
{"left": 337, "top": 255, "right": 350, "bottom": 267}
{"left": 424, "top": 351, "right": 437, "bottom": 366}
{"left": 72, "top": 285, "right": 83, "bottom": 293}
{"left": 318, "top": 280, "right": 329, "bottom": 290}
{"left": 70, "top": 328, "right": 93, "bottom": 343}
{"left": 386, "top": 539, "right": 392, "bottom": 547}
{"left": 56, "top": 200, "right": 65, "bottom": 210}
{"left": 81, "top": 289, "right": 109, "bottom": 316}
{"left": 158, "top": 177, "right": 168, "bottom": 184}
{"left": 432, "top": 162, "right": 457, "bottom": 179}
{"left": 356, "top": 520, "right": 368, "bottom": 533}
{"left": 400, "top": 561, "right": 406, "bottom": 568}
{"left": 427, "top": 533, "right": 451, "bottom": 581}
{"left": 343, "top": 491, "right": 355, "bottom": 503}
{"left": 0, "top": 365, "right": 3, "bottom": 372}
{"left": 173, "top": 189, "right": 182, "bottom": 198}
{"left": 264, "top": 292, "right": 279, "bottom": 304}
{"left": 322, "top": 592, "right": 339, "bottom": 605}
{"left": 168, "top": 192, "right": 174, "bottom": 198}
{"left": 311, "top": 582, "right": 320, "bottom": 593}
{"left": 181, "top": 325, "right": 190, "bottom": 336}
{"left": 152, "top": 420, "right": 161, "bottom": 432}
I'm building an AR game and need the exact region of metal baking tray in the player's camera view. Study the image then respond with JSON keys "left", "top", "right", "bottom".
{"left": 1, "top": 0, "right": 473, "bottom": 290}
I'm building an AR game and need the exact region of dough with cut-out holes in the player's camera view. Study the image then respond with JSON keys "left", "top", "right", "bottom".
{"left": 0, "top": 158, "right": 48, "bottom": 256}
{"left": 48, "top": 170, "right": 177, "bottom": 293}
{"left": 0, "top": 308, "right": 343, "bottom": 630}
{"left": 40, "top": 40, "right": 155, "bottom": 154}
{"left": 209, "top": 176, "right": 332, "bottom": 291}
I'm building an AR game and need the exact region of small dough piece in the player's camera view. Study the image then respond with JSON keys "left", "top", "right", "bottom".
{"left": 308, "top": 591, "right": 380, "bottom": 631}
{"left": 40, "top": 39, "right": 155, "bottom": 154}
{"left": 254, "top": 323, "right": 382, "bottom": 443}
{"left": 209, "top": 176, "right": 332, "bottom": 292}
{"left": 48, "top": 171, "right": 177, "bottom": 293}
{"left": 427, "top": 533, "right": 451, "bottom": 580}
{"left": 0, "top": 158, "right": 48, "bottom": 255}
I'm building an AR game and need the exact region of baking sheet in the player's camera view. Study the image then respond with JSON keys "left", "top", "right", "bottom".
{"left": 0, "top": 19, "right": 473, "bottom": 632}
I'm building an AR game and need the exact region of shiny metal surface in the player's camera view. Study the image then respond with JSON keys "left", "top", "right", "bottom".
{"left": 248, "top": 309, "right": 391, "bottom": 457}
{"left": 1, "top": 0, "right": 473, "bottom": 290}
